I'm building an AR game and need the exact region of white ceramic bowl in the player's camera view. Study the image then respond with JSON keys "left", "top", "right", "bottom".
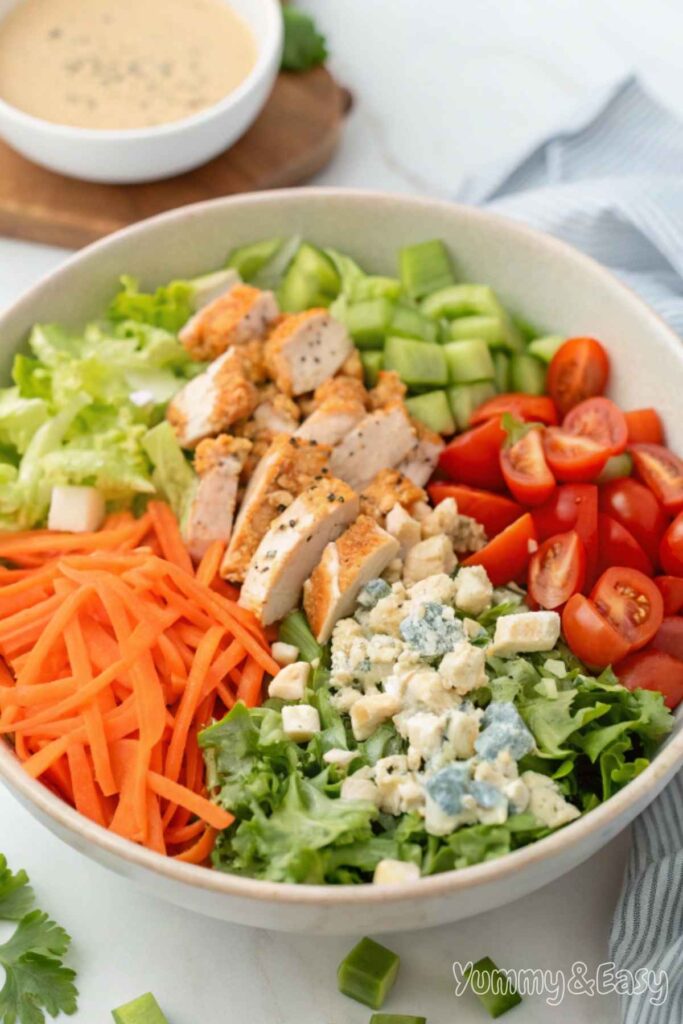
{"left": 0, "top": 0, "right": 282, "bottom": 183}
{"left": 1, "top": 189, "right": 682, "bottom": 934}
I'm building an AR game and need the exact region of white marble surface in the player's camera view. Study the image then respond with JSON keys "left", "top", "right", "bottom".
{"left": 3, "top": 1, "right": 683, "bottom": 1019}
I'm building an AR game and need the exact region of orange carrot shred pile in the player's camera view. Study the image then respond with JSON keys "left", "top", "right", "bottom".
{"left": 0, "top": 504, "right": 273, "bottom": 862}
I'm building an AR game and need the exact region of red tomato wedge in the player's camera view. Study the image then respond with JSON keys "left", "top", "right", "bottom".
{"left": 659, "top": 512, "right": 683, "bottom": 576}
{"left": 528, "top": 530, "right": 586, "bottom": 610}
{"left": 563, "top": 397, "right": 628, "bottom": 456}
{"left": 562, "top": 594, "right": 631, "bottom": 669}
{"left": 462, "top": 513, "right": 536, "bottom": 586}
{"left": 438, "top": 416, "right": 506, "bottom": 491}
{"left": 597, "top": 514, "right": 653, "bottom": 577}
{"left": 500, "top": 428, "right": 556, "bottom": 506}
{"left": 654, "top": 575, "right": 683, "bottom": 616}
{"left": 546, "top": 336, "right": 610, "bottom": 416}
{"left": 631, "top": 443, "right": 683, "bottom": 516}
{"left": 651, "top": 617, "right": 683, "bottom": 662}
{"left": 625, "top": 408, "right": 664, "bottom": 445}
{"left": 470, "top": 393, "right": 559, "bottom": 427}
{"left": 427, "top": 484, "right": 522, "bottom": 538}
{"left": 532, "top": 484, "right": 599, "bottom": 586}
{"left": 598, "top": 478, "right": 667, "bottom": 565}
{"left": 591, "top": 566, "right": 664, "bottom": 651}
{"left": 614, "top": 650, "right": 683, "bottom": 709}
{"left": 543, "top": 428, "right": 610, "bottom": 483}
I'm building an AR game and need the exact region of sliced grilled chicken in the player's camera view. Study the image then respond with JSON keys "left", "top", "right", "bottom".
{"left": 239, "top": 477, "right": 359, "bottom": 625}
{"left": 264, "top": 310, "right": 353, "bottom": 396}
{"left": 360, "top": 468, "right": 427, "bottom": 521}
{"left": 368, "top": 370, "right": 407, "bottom": 410}
{"left": 180, "top": 283, "right": 278, "bottom": 362}
{"left": 166, "top": 346, "right": 260, "bottom": 449}
{"left": 221, "top": 434, "right": 330, "bottom": 582}
{"left": 294, "top": 394, "right": 367, "bottom": 446}
{"left": 303, "top": 515, "right": 400, "bottom": 642}
{"left": 182, "top": 435, "right": 251, "bottom": 561}
{"left": 396, "top": 420, "right": 445, "bottom": 486}
{"left": 329, "top": 402, "right": 416, "bottom": 491}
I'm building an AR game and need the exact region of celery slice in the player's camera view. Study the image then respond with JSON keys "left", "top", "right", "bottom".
{"left": 509, "top": 353, "right": 546, "bottom": 395}
{"left": 278, "top": 243, "right": 341, "bottom": 311}
{"left": 443, "top": 339, "right": 495, "bottom": 385}
{"left": 399, "top": 240, "right": 455, "bottom": 300}
{"left": 464, "top": 957, "right": 522, "bottom": 1018}
{"left": 449, "top": 314, "right": 506, "bottom": 347}
{"left": 345, "top": 297, "right": 395, "bottom": 349}
{"left": 226, "top": 238, "right": 282, "bottom": 281}
{"left": 447, "top": 382, "right": 497, "bottom": 432}
{"left": 406, "top": 391, "right": 455, "bottom": 435}
{"left": 391, "top": 304, "right": 439, "bottom": 343}
{"left": 352, "top": 276, "right": 402, "bottom": 302}
{"left": 423, "top": 285, "right": 523, "bottom": 352}
{"left": 493, "top": 351, "right": 510, "bottom": 393}
{"left": 384, "top": 337, "right": 448, "bottom": 388}
{"left": 361, "top": 350, "right": 384, "bottom": 387}
{"left": 527, "top": 334, "right": 564, "bottom": 364}
{"left": 111, "top": 993, "right": 169, "bottom": 1024}
{"left": 338, "top": 937, "right": 400, "bottom": 1009}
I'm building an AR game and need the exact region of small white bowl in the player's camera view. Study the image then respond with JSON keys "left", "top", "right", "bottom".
{"left": 0, "top": 0, "right": 283, "bottom": 184}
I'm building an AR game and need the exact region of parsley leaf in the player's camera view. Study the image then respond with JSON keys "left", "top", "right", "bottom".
{"left": 281, "top": 7, "right": 328, "bottom": 72}
{"left": 0, "top": 858, "right": 34, "bottom": 923}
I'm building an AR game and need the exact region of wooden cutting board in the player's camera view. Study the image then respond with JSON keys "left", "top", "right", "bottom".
{"left": 0, "top": 67, "right": 349, "bottom": 249}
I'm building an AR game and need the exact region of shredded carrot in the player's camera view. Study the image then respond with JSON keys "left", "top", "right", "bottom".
{"left": 196, "top": 540, "right": 225, "bottom": 587}
{"left": 147, "top": 502, "right": 193, "bottom": 575}
{"left": 237, "top": 658, "right": 265, "bottom": 708}
{"left": 147, "top": 771, "right": 233, "bottom": 830}
{"left": 173, "top": 826, "right": 217, "bottom": 864}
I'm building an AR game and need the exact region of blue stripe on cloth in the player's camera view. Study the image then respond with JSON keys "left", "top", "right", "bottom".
{"left": 460, "top": 76, "right": 683, "bottom": 1024}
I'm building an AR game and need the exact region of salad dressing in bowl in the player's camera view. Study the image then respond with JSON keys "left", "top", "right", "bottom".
{"left": 0, "top": 0, "right": 257, "bottom": 130}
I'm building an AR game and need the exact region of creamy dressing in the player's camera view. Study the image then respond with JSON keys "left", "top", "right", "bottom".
{"left": 0, "top": 0, "right": 257, "bottom": 129}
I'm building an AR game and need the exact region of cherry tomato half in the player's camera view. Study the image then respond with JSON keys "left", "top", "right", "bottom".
{"left": 528, "top": 530, "right": 586, "bottom": 610}
{"left": 543, "top": 428, "right": 610, "bottom": 483}
{"left": 547, "top": 337, "right": 610, "bottom": 417}
{"left": 427, "top": 483, "right": 523, "bottom": 538}
{"left": 563, "top": 397, "right": 627, "bottom": 457}
{"left": 438, "top": 416, "right": 506, "bottom": 491}
{"left": 598, "top": 478, "right": 667, "bottom": 565}
{"left": 625, "top": 408, "right": 664, "bottom": 446}
{"left": 614, "top": 650, "right": 683, "bottom": 709}
{"left": 562, "top": 593, "right": 631, "bottom": 669}
{"left": 532, "top": 484, "right": 599, "bottom": 586}
{"left": 470, "top": 393, "right": 559, "bottom": 428}
{"left": 659, "top": 511, "right": 683, "bottom": 577}
{"left": 597, "top": 514, "right": 653, "bottom": 577}
{"left": 500, "top": 428, "right": 556, "bottom": 506}
{"left": 590, "top": 566, "right": 664, "bottom": 651}
{"left": 651, "top": 617, "right": 683, "bottom": 662}
{"left": 631, "top": 443, "right": 683, "bottom": 516}
{"left": 654, "top": 575, "right": 683, "bottom": 616}
{"left": 462, "top": 513, "right": 536, "bottom": 586}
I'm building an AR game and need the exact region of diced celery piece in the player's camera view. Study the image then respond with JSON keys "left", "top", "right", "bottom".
{"left": 399, "top": 240, "right": 455, "bottom": 300}
{"left": 360, "top": 350, "right": 384, "bottom": 387}
{"left": 512, "top": 314, "right": 540, "bottom": 342}
{"left": 384, "top": 337, "right": 448, "bottom": 388}
{"left": 345, "top": 297, "right": 395, "bottom": 349}
{"left": 338, "top": 937, "right": 400, "bottom": 1009}
{"left": 449, "top": 315, "right": 506, "bottom": 347}
{"left": 406, "top": 390, "right": 455, "bottom": 435}
{"left": 278, "top": 243, "right": 341, "bottom": 311}
{"left": 423, "top": 285, "right": 524, "bottom": 352}
{"left": 447, "top": 382, "right": 496, "bottom": 432}
{"left": 597, "top": 452, "right": 633, "bottom": 483}
{"left": 443, "top": 339, "right": 495, "bottom": 385}
{"left": 279, "top": 610, "right": 323, "bottom": 663}
{"left": 111, "top": 993, "right": 169, "bottom": 1024}
{"left": 226, "top": 238, "right": 282, "bottom": 281}
{"left": 391, "top": 304, "right": 439, "bottom": 343}
{"left": 527, "top": 334, "right": 565, "bottom": 363}
{"left": 352, "top": 276, "right": 402, "bottom": 302}
{"left": 465, "top": 957, "right": 522, "bottom": 1018}
{"left": 509, "top": 353, "right": 546, "bottom": 395}
{"left": 370, "top": 1017, "right": 426, "bottom": 1024}
{"left": 493, "top": 351, "right": 510, "bottom": 393}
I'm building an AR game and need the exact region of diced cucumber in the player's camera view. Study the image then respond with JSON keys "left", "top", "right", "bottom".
{"left": 352, "top": 276, "right": 402, "bottom": 302}
{"left": 423, "top": 285, "right": 524, "bottom": 352}
{"left": 338, "top": 937, "right": 400, "bottom": 1009}
{"left": 527, "top": 334, "right": 565, "bottom": 363}
{"left": 111, "top": 992, "right": 169, "bottom": 1024}
{"left": 226, "top": 238, "right": 282, "bottom": 281}
{"left": 465, "top": 956, "right": 522, "bottom": 1018}
{"left": 406, "top": 390, "right": 455, "bottom": 435}
{"left": 384, "top": 337, "right": 448, "bottom": 388}
{"left": 493, "top": 351, "right": 510, "bottom": 393}
{"left": 360, "top": 350, "right": 384, "bottom": 387}
{"left": 449, "top": 315, "right": 506, "bottom": 347}
{"left": 391, "top": 304, "right": 439, "bottom": 343}
{"left": 447, "top": 382, "right": 497, "bottom": 432}
{"left": 512, "top": 314, "right": 540, "bottom": 343}
{"left": 509, "top": 353, "right": 546, "bottom": 395}
{"left": 277, "top": 243, "right": 341, "bottom": 312}
{"left": 345, "top": 297, "right": 395, "bottom": 349}
{"left": 598, "top": 452, "right": 633, "bottom": 483}
{"left": 399, "top": 240, "right": 455, "bottom": 300}
{"left": 443, "top": 339, "right": 495, "bottom": 385}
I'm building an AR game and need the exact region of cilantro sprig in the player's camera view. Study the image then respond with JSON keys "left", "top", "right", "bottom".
{"left": 0, "top": 855, "right": 77, "bottom": 1024}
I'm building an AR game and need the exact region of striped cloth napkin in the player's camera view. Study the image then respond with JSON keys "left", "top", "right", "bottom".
{"left": 459, "top": 75, "right": 683, "bottom": 1024}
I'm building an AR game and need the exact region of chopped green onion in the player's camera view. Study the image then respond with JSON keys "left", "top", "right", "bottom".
{"left": 448, "top": 315, "right": 506, "bottom": 347}
{"left": 338, "top": 937, "right": 400, "bottom": 1009}
{"left": 443, "top": 339, "right": 495, "bottom": 385}
{"left": 464, "top": 957, "right": 522, "bottom": 1018}
{"left": 370, "top": 1016, "right": 426, "bottom": 1024}
{"left": 399, "top": 240, "right": 455, "bottom": 300}
{"left": 278, "top": 243, "right": 340, "bottom": 311}
{"left": 278, "top": 610, "right": 323, "bottom": 663}
{"left": 345, "top": 297, "right": 395, "bottom": 349}
{"left": 597, "top": 451, "right": 633, "bottom": 483}
{"left": 384, "top": 337, "right": 448, "bottom": 389}
{"left": 509, "top": 353, "right": 546, "bottom": 395}
{"left": 493, "top": 351, "right": 510, "bottom": 392}
{"left": 527, "top": 334, "right": 565, "bottom": 364}
{"left": 391, "top": 304, "right": 439, "bottom": 343}
{"left": 447, "top": 381, "right": 496, "bottom": 432}
{"left": 360, "top": 350, "right": 384, "bottom": 387}
{"left": 226, "top": 238, "right": 282, "bottom": 281}
{"left": 406, "top": 391, "right": 455, "bottom": 435}
{"left": 111, "top": 993, "right": 169, "bottom": 1024}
